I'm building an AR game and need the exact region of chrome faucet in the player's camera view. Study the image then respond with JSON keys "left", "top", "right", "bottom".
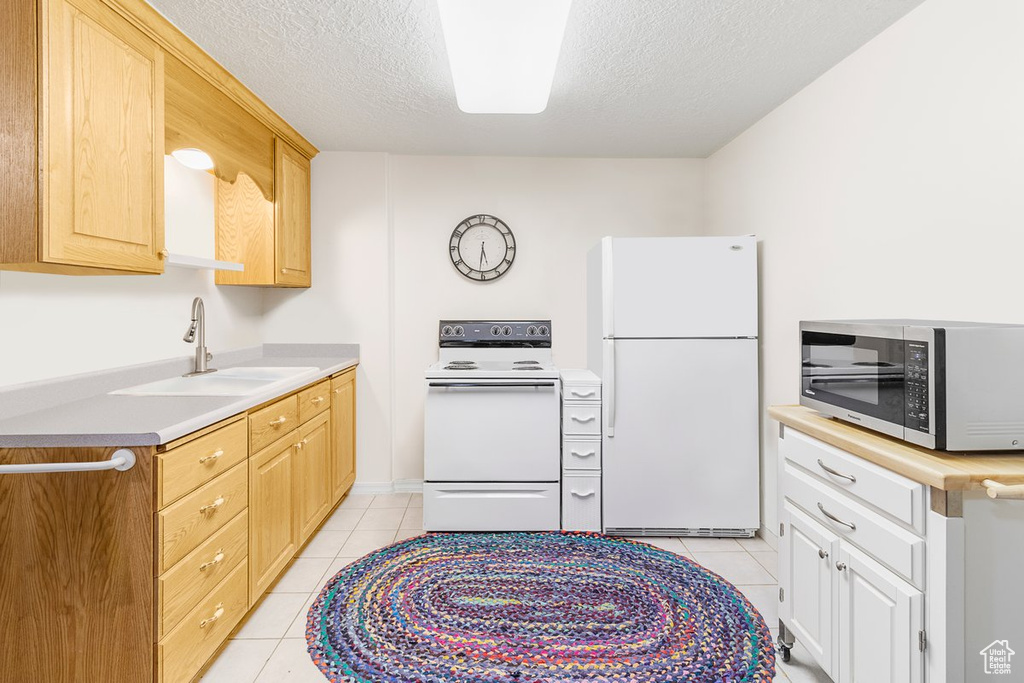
{"left": 182, "top": 297, "right": 216, "bottom": 376}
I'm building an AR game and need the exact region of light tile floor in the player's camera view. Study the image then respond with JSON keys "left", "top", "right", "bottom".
{"left": 201, "top": 493, "right": 827, "bottom": 682}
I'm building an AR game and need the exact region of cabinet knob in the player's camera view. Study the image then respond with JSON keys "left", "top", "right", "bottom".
{"left": 835, "top": 561, "right": 847, "bottom": 572}
{"left": 311, "top": 396, "right": 325, "bottom": 404}
{"left": 159, "top": 248, "right": 169, "bottom": 258}
{"left": 818, "top": 548, "right": 828, "bottom": 560}
{"left": 269, "top": 416, "right": 288, "bottom": 427}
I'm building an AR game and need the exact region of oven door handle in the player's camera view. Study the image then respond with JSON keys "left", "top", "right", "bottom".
{"left": 428, "top": 382, "right": 556, "bottom": 388}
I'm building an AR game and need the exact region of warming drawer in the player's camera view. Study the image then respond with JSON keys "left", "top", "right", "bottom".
{"left": 423, "top": 483, "right": 560, "bottom": 531}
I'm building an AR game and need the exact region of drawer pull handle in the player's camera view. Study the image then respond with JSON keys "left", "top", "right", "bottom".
{"left": 269, "top": 416, "right": 288, "bottom": 427}
{"left": 199, "top": 497, "right": 226, "bottom": 514}
{"left": 296, "top": 438, "right": 308, "bottom": 450}
{"left": 198, "top": 449, "right": 224, "bottom": 465}
{"left": 311, "top": 396, "right": 325, "bottom": 404}
{"left": 199, "top": 604, "right": 225, "bottom": 628}
{"left": 835, "top": 561, "right": 847, "bottom": 572}
{"left": 818, "top": 548, "right": 828, "bottom": 560}
{"left": 570, "top": 415, "right": 596, "bottom": 423}
{"left": 571, "top": 489, "right": 596, "bottom": 498}
{"left": 199, "top": 550, "right": 225, "bottom": 572}
{"left": 817, "top": 459, "right": 856, "bottom": 483}
{"left": 817, "top": 502, "right": 856, "bottom": 530}
{"left": 571, "top": 390, "right": 596, "bottom": 397}
{"left": 571, "top": 450, "right": 596, "bottom": 458}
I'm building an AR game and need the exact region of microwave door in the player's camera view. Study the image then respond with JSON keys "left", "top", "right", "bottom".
{"left": 802, "top": 332, "right": 906, "bottom": 431}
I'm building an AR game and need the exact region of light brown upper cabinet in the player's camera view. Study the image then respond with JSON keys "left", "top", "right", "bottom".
{"left": 274, "top": 139, "right": 312, "bottom": 287}
{"left": 1, "top": 0, "right": 165, "bottom": 275}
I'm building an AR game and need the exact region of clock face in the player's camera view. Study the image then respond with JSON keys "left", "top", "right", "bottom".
{"left": 449, "top": 215, "right": 516, "bottom": 281}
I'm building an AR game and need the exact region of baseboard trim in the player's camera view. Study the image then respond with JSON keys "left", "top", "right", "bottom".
{"left": 351, "top": 479, "right": 424, "bottom": 495}
{"left": 758, "top": 524, "right": 779, "bottom": 550}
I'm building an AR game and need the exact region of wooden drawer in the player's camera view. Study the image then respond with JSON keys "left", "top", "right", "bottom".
{"left": 157, "top": 559, "right": 248, "bottom": 683}
{"left": 250, "top": 394, "right": 299, "bottom": 452}
{"left": 157, "top": 461, "right": 248, "bottom": 573}
{"left": 562, "top": 472, "right": 602, "bottom": 532}
{"left": 156, "top": 418, "right": 248, "bottom": 509}
{"left": 781, "top": 428, "right": 926, "bottom": 533}
{"left": 562, "top": 437, "right": 601, "bottom": 470}
{"left": 562, "top": 383, "right": 601, "bottom": 402}
{"left": 783, "top": 462, "right": 925, "bottom": 589}
{"left": 157, "top": 510, "right": 248, "bottom": 639}
{"left": 298, "top": 379, "right": 331, "bottom": 424}
{"left": 562, "top": 403, "right": 600, "bottom": 436}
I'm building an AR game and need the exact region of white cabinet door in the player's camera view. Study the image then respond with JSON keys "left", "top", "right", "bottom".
{"left": 781, "top": 502, "right": 838, "bottom": 678}
{"left": 837, "top": 543, "right": 924, "bottom": 683}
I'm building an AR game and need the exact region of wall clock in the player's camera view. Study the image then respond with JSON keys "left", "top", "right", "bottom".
{"left": 449, "top": 214, "right": 516, "bottom": 281}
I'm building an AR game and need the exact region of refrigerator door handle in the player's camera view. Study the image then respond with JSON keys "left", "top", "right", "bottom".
{"left": 604, "top": 339, "right": 616, "bottom": 437}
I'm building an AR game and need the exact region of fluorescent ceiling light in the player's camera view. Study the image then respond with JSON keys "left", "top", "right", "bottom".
{"left": 170, "top": 148, "right": 215, "bottom": 171}
{"left": 437, "top": 0, "right": 572, "bottom": 114}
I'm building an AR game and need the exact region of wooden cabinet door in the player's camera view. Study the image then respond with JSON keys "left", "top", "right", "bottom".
{"left": 249, "top": 432, "right": 298, "bottom": 601}
{"left": 837, "top": 542, "right": 924, "bottom": 683}
{"left": 330, "top": 370, "right": 356, "bottom": 504}
{"left": 780, "top": 502, "right": 838, "bottom": 678}
{"left": 43, "top": 0, "right": 164, "bottom": 273}
{"left": 295, "top": 412, "right": 331, "bottom": 544}
{"left": 274, "top": 138, "right": 310, "bottom": 286}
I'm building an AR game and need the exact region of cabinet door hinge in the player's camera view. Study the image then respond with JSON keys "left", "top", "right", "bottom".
{"left": 779, "top": 522, "right": 785, "bottom": 537}
{"left": 919, "top": 630, "right": 927, "bottom": 652}
{"left": 779, "top": 423, "right": 785, "bottom": 439}
{"left": 779, "top": 587, "right": 785, "bottom": 602}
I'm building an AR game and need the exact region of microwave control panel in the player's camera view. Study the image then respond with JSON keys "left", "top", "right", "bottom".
{"left": 906, "top": 342, "right": 930, "bottom": 433}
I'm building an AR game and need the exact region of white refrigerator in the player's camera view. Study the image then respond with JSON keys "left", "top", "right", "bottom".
{"left": 587, "top": 236, "right": 760, "bottom": 535}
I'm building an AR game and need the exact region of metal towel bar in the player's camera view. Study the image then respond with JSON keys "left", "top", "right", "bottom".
{"left": 0, "top": 449, "right": 136, "bottom": 475}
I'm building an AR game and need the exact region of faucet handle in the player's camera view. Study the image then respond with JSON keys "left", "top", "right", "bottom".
{"left": 206, "top": 352, "right": 213, "bottom": 362}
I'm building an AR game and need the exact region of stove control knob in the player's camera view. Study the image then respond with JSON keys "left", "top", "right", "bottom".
{"left": 538, "top": 325, "right": 550, "bottom": 336}
{"left": 490, "top": 325, "right": 502, "bottom": 336}
{"left": 502, "top": 325, "right": 513, "bottom": 336}
{"left": 453, "top": 325, "right": 464, "bottom": 337}
{"left": 526, "top": 326, "right": 538, "bottom": 336}
{"left": 441, "top": 325, "right": 454, "bottom": 337}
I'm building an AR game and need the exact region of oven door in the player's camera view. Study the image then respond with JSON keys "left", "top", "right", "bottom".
{"left": 800, "top": 324, "right": 906, "bottom": 437}
{"left": 424, "top": 379, "right": 560, "bottom": 482}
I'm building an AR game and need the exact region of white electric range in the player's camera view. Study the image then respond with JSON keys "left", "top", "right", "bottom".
{"left": 423, "top": 320, "right": 561, "bottom": 531}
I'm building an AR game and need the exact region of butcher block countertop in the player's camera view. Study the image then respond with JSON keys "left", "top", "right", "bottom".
{"left": 769, "top": 405, "right": 1024, "bottom": 491}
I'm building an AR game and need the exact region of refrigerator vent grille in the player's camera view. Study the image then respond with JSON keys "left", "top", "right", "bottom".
{"left": 606, "top": 528, "right": 756, "bottom": 539}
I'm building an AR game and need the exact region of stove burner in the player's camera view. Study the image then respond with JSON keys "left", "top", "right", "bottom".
{"left": 514, "top": 360, "right": 540, "bottom": 365}
{"left": 802, "top": 361, "right": 832, "bottom": 368}
{"left": 445, "top": 363, "right": 478, "bottom": 370}
{"left": 513, "top": 366, "right": 543, "bottom": 371}
{"left": 448, "top": 360, "right": 476, "bottom": 365}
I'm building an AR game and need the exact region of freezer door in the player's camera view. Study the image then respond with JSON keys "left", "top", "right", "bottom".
{"left": 608, "top": 236, "right": 757, "bottom": 338}
{"left": 603, "top": 338, "right": 760, "bottom": 531}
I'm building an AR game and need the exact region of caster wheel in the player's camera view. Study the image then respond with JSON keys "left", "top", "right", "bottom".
{"left": 776, "top": 636, "right": 792, "bottom": 663}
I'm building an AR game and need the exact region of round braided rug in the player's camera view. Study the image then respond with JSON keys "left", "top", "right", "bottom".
{"left": 306, "top": 532, "right": 775, "bottom": 682}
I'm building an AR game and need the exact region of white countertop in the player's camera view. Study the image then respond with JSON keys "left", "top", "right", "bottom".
{"left": 0, "top": 344, "right": 358, "bottom": 448}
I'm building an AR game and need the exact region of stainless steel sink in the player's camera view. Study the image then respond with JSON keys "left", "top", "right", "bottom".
{"left": 110, "top": 366, "right": 319, "bottom": 397}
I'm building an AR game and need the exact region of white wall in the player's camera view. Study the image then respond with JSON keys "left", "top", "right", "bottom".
{"left": 261, "top": 152, "right": 394, "bottom": 485}
{"left": 705, "top": 0, "right": 1024, "bottom": 533}
{"left": 261, "top": 153, "right": 706, "bottom": 485}
{"left": 0, "top": 165, "right": 263, "bottom": 388}
{"left": 389, "top": 156, "right": 706, "bottom": 482}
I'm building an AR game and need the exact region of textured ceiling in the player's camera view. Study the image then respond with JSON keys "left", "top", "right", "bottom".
{"left": 147, "top": 0, "right": 926, "bottom": 157}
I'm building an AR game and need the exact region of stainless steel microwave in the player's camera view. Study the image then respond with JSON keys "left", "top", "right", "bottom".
{"left": 800, "top": 319, "right": 1024, "bottom": 451}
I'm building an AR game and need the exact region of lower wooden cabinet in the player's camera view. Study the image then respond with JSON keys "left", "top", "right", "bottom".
{"left": 331, "top": 369, "right": 356, "bottom": 503}
{"left": 295, "top": 411, "right": 332, "bottom": 545}
{"left": 249, "top": 430, "right": 299, "bottom": 601}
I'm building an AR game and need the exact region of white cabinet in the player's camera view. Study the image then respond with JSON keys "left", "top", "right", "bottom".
{"left": 780, "top": 503, "right": 838, "bottom": 678}
{"left": 837, "top": 543, "right": 924, "bottom": 683}
{"left": 779, "top": 426, "right": 926, "bottom": 683}
{"left": 560, "top": 370, "right": 602, "bottom": 532}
